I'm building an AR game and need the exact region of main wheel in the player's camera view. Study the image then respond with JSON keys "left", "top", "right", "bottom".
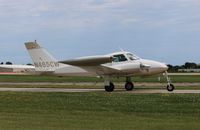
{"left": 105, "top": 82, "right": 115, "bottom": 92}
{"left": 125, "top": 82, "right": 134, "bottom": 91}
{"left": 167, "top": 84, "right": 175, "bottom": 92}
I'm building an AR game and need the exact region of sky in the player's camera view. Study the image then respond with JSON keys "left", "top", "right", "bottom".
{"left": 0, "top": 0, "right": 199, "bottom": 65}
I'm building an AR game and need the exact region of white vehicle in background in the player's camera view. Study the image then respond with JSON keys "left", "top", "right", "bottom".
{"left": 25, "top": 41, "right": 174, "bottom": 92}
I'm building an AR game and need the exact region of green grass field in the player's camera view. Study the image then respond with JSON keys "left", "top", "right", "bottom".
{"left": 0, "top": 92, "right": 199, "bottom": 130}
{"left": 0, "top": 74, "right": 200, "bottom": 83}
{"left": 0, "top": 75, "right": 199, "bottom": 129}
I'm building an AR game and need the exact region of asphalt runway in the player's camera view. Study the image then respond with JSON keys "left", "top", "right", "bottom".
{"left": 0, "top": 88, "right": 200, "bottom": 93}
{"left": 0, "top": 82, "right": 199, "bottom": 93}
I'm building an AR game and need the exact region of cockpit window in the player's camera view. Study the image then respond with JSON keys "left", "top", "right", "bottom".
{"left": 127, "top": 53, "right": 140, "bottom": 60}
{"left": 113, "top": 54, "right": 127, "bottom": 62}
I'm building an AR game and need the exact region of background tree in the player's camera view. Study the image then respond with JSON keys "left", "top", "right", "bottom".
{"left": 5, "top": 62, "right": 12, "bottom": 65}
{"left": 26, "top": 63, "right": 33, "bottom": 66}
{"left": 185, "top": 62, "right": 197, "bottom": 69}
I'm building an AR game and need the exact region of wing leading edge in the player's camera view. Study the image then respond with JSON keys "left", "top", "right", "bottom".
{"left": 59, "top": 56, "right": 122, "bottom": 75}
{"left": 59, "top": 56, "right": 113, "bottom": 66}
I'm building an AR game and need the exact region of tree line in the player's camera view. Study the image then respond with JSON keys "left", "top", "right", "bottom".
{"left": 1, "top": 62, "right": 13, "bottom": 65}
{"left": 167, "top": 62, "right": 200, "bottom": 72}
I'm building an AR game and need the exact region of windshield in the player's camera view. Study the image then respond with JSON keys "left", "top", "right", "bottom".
{"left": 113, "top": 54, "right": 128, "bottom": 62}
{"left": 127, "top": 53, "right": 140, "bottom": 60}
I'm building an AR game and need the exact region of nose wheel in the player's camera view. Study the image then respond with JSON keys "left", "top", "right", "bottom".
{"left": 167, "top": 83, "right": 175, "bottom": 91}
{"left": 165, "top": 71, "right": 175, "bottom": 92}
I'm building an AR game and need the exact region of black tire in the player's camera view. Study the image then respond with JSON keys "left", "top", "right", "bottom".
{"left": 125, "top": 82, "right": 134, "bottom": 91}
{"left": 167, "top": 84, "right": 175, "bottom": 92}
{"left": 105, "top": 82, "right": 115, "bottom": 92}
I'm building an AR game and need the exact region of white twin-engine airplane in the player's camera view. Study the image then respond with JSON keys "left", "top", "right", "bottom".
{"left": 25, "top": 41, "right": 175, "bottom": 92}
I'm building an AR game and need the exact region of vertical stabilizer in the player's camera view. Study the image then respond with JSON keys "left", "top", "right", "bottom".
{"left": 25, "top": 41, "right": 60, "bottom": 72}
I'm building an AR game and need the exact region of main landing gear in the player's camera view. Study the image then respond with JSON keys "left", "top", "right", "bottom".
{"left": 164, "top": 71, "right": 175, "bottom": 92}
{"left": 105, "top": 82, "right": 115, "bottom": 92}
{"left": 104, "top": 76, "right": 134, "bottom": 92}
{"left": 125, "top": 77, "right": 134, "bottom": 91}
{"left": 104, "top": 77, "right": 115, "bottom": 92}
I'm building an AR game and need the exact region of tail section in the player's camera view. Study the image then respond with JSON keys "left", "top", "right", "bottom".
{"left": 25, "top": 41, "right": 60, "bottom": 72}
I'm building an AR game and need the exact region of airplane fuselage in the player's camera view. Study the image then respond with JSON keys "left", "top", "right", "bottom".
{"left": 46, "top": 58, "right": 168, "bottom": 77}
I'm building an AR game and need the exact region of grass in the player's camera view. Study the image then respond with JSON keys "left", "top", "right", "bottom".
{"left": 0, "top": 75, "right": 200, "bottom": 83}
{"left": 0, "top": 92, "right": 199, "bottom": 130}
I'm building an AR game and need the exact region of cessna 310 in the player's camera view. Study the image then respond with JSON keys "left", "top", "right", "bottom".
{"left": 25, "top": 41, "right": 175, "bottom": 92}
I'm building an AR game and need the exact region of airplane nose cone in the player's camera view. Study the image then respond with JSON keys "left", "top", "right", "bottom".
{"left": 139, "top": 59, "right": 169, "bottom": 75}
{"left": 152, "top": 61, "right": 168, "bottom": 73}
{"left": 161, "top": 63, "right": 168, "bottom": 71}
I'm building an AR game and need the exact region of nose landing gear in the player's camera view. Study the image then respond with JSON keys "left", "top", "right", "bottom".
{"left": 167, "top": 83, "right": 175, "bottom": 91}
{"left": 165, "top": 71, "right": 175, "bottom": 92}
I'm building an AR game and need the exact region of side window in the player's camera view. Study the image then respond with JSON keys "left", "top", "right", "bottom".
{"left": 113, "top": 54, "right": 127, "bottom": 62}
{"left": 127, "top": 53, "right": 140, "bottom": 60}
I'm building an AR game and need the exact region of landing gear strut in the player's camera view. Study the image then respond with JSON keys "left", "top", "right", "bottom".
{"left": 125, "top": 77, "right": 134, "bottom": 91}
{"left": 165, "top": 71, "right": 175, "bottom": 92}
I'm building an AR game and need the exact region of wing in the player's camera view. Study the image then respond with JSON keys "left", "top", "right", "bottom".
{"left": 59, "top": 56, "right": 121, "bottom": 75}
{"left": 60, "top": 55, "right": 113, "bottom": 66}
